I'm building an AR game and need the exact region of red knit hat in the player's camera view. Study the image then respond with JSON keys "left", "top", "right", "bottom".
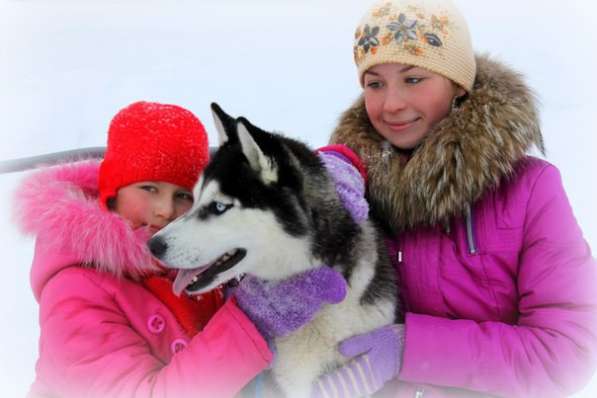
{"left": 99, "top": 101, "right": 209, "bottom": 207}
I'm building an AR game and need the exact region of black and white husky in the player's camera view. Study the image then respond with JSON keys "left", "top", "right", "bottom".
{"left": 150, "top": 103, "right": 398, "bottom": 397}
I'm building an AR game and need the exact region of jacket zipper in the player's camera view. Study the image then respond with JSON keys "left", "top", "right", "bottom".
{"left": 464, "top": 203, "right": 478, "bottom": 255}
{"left": 393, "top": 235, "right": 403, "bottom": 265}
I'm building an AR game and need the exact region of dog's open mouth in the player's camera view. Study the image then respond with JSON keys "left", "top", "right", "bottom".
{"left": 172, "top": 249, "right": 247, "bottom": 296}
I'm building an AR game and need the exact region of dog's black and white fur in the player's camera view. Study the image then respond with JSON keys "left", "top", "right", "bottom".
{"left": 150, "top": 104, "right": 399, "bottom": 397}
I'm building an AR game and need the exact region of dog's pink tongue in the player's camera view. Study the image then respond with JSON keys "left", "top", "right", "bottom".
{"left": 173, "top": 268, "right": 204, "bottom": 296}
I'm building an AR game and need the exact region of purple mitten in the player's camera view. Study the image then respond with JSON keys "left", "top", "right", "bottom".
{"left": 318, "top": 151, "right": 369, "bottom": 223}
{"left": 235, "top": 266, "right": 347, "bottom": 340}
{"left": 312, "top": 324, "right": 405, "bottom": 398}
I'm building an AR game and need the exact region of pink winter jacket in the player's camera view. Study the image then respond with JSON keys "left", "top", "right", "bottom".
{"left": 384, "top": 158, "right": 597, "bottom": 398}
{"left": 14, "top": 161, "right": 272, "bottom": 398}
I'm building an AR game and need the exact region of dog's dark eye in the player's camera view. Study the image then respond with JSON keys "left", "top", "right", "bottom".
{"left": 209, "top": 201, "right": 232, "bottom": 215}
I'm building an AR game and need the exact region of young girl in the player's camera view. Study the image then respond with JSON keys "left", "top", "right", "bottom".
{"left": 313, "top": 0, "right": 597, "bottom": 397}
{"left": 14, "top": 101, "right": 346, "bottom": 398}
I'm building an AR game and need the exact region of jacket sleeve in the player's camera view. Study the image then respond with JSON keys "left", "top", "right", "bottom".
{"left": 36, "top": 270, "right": 272, "bottom": 398}
{"left": 399, "top": 164, "right": 597, "bottom": 397}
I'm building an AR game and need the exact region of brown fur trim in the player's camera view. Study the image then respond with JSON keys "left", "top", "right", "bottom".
{"left": 330, "top": 54, "right": 543, "bottom": 232}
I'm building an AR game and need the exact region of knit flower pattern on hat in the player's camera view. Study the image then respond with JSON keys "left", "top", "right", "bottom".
{"left": 354, "top": 2, "right": 451, "bottom": 63}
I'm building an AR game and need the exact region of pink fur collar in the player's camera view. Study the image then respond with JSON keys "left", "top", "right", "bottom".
{"left": 14, "top": 160, "right": 160, "bottom": 280}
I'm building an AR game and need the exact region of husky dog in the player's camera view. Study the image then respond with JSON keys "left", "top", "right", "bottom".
{"left": 149, "top": 103, "right": 398, "bottom": 397}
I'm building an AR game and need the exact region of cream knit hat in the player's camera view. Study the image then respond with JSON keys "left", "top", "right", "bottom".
{"left": 354, "top": 0, "right": 476, "bottom": 91}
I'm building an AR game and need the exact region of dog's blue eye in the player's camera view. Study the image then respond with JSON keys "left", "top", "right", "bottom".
{"left": 209, "top": 201, "right": 232, "bottom": 215}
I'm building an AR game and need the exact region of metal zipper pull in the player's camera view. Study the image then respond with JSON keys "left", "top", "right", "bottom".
{"left": 465, "top": 203, "right": 477, "bottom": 255}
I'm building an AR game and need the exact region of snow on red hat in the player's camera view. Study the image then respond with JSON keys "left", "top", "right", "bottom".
{"left": 99, "top": 101, "right": 209, "bottom": 207}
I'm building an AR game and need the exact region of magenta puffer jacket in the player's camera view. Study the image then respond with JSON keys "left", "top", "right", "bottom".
{"left": 330, "top": 54, "right": 597, "bottom": 397}
{"left": 14, "top": 161, "right": 272, "bottom": 398}
{"left": 386, "top": 158, "right": 597, "bottom": 397}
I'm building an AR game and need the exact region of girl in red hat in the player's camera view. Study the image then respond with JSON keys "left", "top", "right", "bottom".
{"left": 14, "top": 101, "right": 346, "bottom": 398}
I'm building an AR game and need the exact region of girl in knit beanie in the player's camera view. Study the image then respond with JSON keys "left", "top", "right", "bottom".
{"left": 313, "top": 0, "right": 597, "bottom": 397}
{"left": 14, "top": 101, "right": 346, "bottom": 397}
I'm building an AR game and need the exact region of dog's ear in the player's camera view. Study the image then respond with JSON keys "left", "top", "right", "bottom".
{"left": 237, "top": 119, "right": 278, "bottom": 185}
{"left": 210, "top": 103, "right": 238, "bottom": 145}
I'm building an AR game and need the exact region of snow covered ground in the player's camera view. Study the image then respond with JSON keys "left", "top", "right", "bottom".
{"left": 1, "top": 0, "right": 595, "bottom": 396}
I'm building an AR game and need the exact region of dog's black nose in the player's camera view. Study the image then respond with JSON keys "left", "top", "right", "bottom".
{"left": 149, "top": 236, "right": 168, "bottom": 258}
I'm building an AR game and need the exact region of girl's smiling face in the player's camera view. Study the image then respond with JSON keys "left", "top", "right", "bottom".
{"left": 363, "top": 63, "right": 465, "bottom": 150}
{"left": 113, "top": 181, "right": 193, "bottom": 233}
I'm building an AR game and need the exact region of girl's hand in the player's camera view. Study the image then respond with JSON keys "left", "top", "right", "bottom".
{"left": 312, "top": 324, "right": 405, "bottom": 398}
{"left": 318, "top": 149, "right": 369, "bottom": 223}
{"left": 234, "top": 266, "right": 347, "bottom": 341}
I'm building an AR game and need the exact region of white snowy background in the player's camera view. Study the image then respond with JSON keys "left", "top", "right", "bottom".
{"left": 1, "top": 0, "right": 595, "bottom": 396}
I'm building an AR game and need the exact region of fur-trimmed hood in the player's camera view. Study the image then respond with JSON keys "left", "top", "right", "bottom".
{"left": 14, "top": 161, "right": 159, "bottom": 298}
{"left": 330, "top": 54, "right": 544, "bottom": 232}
